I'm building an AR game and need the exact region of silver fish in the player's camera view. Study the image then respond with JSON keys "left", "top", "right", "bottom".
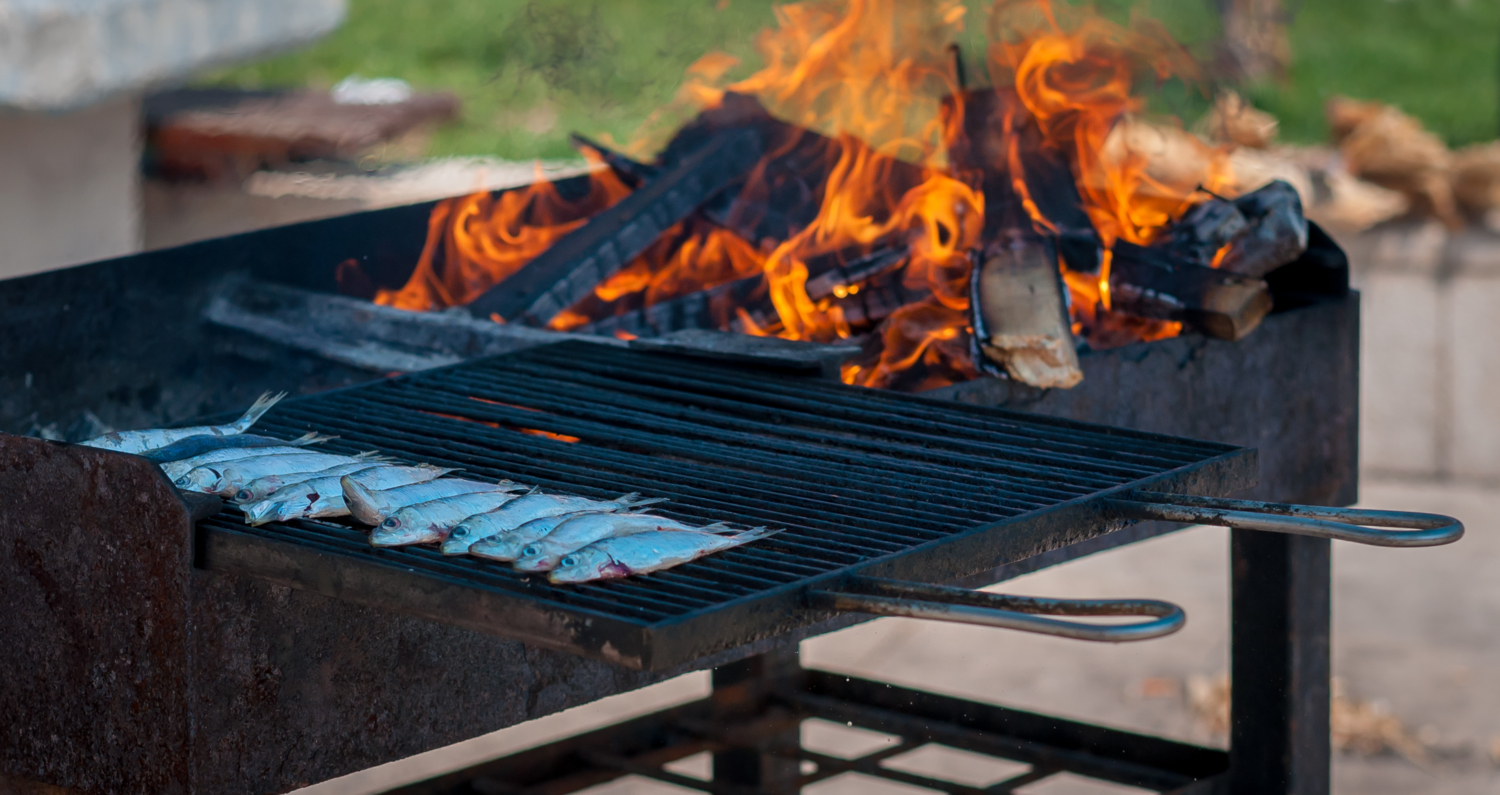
{"left": 80, "top": 392, "right": 284, "bottom": 454}
{"left": 369, "top": 490, "right": 532, "bottom": 547}
{"left": 234, "top": 460, "right": 391, "bottom": 504}
{"left": 512, "top": 513, "right": 732, "bottom": 572}
{"left": 467, "top": 513, "right": 598, "bottom": 561}
{"left": 175, "top": 451, "right": 376, "bottom": 494}
{"left": 548, "top": 528, "right": 781, "bottom": 584}
{"left": 161, "top": 437, "right": 328, "bottom": 481}
{"left": 141, "top": 431, "right": 330, "bottom": 464}
{"left": 439, "top": 492, "right": 666, "bottom": 556}
{"left": 344, "top": 476, "right": 525, "bottom": 526}
{"left": 243, "top": 464, "right": 457, "bottom": 525}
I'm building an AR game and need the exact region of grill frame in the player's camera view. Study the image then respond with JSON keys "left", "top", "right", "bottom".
{"left": 195, "top": 340, "right": 1256, "bottom": 670}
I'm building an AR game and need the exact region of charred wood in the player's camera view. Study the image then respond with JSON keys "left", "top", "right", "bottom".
{"left": 205, "top": 277, "right": 619, "bottom": 373}
{"left": 1110, "top": 244, "right": 1273, "bottom": 341}
{"left": 829, "top": 275, "right": 929, "bottom": 331}
{"left": 569, "top": 132, "right": 659, "bottom": 189}
{"left": 467, "top": 126, "right": 764, "bottom": 326}
{"left": 803, "top": 245, "right": 909, "bottom": 301}
{"left": 969, "top": 238, "right": 1083, "bottom": 389}
{"left": 579, "top": 275, "right": 768, "bottom": 340}
{"left": 945, "top": 88, "right": 1103, "bottom": 275}
{"left": 1157, "top": 198, "right": 1250, "bottom": 265}
{"left": 628, "top": 329, "right": 859, "bottom": 378}
{"left": 1218, "top": 180, "right": 1309, "bottom": 278}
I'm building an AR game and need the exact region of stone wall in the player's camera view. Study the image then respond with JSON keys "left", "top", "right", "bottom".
{"left": 1338, "top": 222, "right": 1500, "bottom": 483}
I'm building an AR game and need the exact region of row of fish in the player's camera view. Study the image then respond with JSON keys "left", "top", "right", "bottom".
{"left": 80, "top": 393, "right": 779, "bottom": 583}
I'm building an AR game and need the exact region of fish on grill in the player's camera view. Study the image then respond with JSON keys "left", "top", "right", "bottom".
{"left": 439, "top": 492, "right": 667, "bottom": 556}
{"left": 547, "top": 528, "right": 781, "bottom": 584}
{"left": 79, "top": 392, "right": 284, "bottom": 454}
{"left": 509, "top": 513, "right": 733, "bottom": 571}
{"left": 238, "top": 461, "right": 453, "bottom": 506}
{"left": 343, "top": 477, "right": 527, "bottom": 526}
{"left": 242, "top": 464, "right": 458, "bottom": 525}
{"left": 176, "top": 451, "right": 380, "bottom": 494}
{"left": 141, "top": 431, "right": 330, "bottom": 465}
{"left": 370, "top": 490, "right": 537, "bottom": 547}
{"left": 463, "top": 513, "right": 591, "bottom": 560}
{"left": 160, "top": 436, "right": 330, "bottom": 481}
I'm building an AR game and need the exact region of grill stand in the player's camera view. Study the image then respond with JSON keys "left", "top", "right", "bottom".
{"left": 388, "top": 543, "right": 1335, "bottom": 795}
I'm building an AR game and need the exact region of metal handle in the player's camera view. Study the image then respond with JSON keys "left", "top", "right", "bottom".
{"left": 806, "top": 576, "right": 1185, "bottom": 643}
{"left": 1106, "top": 491, "right": 1464, "bottom": 548}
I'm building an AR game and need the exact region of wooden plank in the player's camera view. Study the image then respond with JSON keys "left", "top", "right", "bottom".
{"left": 1110, "top": 243, "right": 1273, "bottom": 341}
{"left": 970, "top": 238, "right": 1083, "bottom": 389}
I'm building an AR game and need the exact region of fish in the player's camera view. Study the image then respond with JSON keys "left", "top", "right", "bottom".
{"left": 242, "top": 464, "right": 457, "bottom": 525}
{"left": 79, "top": 392, "right": 285, "bottom": 454}
{"left": 141, "top": 431, "right": 331, "bottom": 465}
{"left": 511, "top": 513, "right": 733, "bottom": 572}
{"left": 369, "top": 490, "right": 535, "bottom": 547}
{"left": 467, "top": 513, "right": 599, "bottom": 561}
{"left": 547, "top": 528, "right": 781, "bottom": 584}
{"left": 343, "top": 476, "right": 526, "bottom": 526}
{"left": 237, "top": 461, "right": 453, "bottom": 506}
{"left": 175, "top": 451, "right": 378, "bottom": 494}
{"left": 439, "top": 492, "right": 666, "bottom": 556}
{"left": 159, "top": 436, "right": 331, "bottom": 481}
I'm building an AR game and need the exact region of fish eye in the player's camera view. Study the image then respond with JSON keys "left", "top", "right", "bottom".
{"left": 560, "top": 556, "right": 578, "bottom": 567}
{"left": 235, "top": 490, "right": 251, "bottom": 500}
{"left": 382, "top": 518, "right": 400, "bottom": 528}
{"left": 522, "top": 546, "right": 539, "bottom": 557}
{"left": 452, "top": 528, "right": 467, "bottom": 537}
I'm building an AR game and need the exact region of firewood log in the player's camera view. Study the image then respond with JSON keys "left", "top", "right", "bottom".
{"left": 1196, "top": 90, "right": 1279, "bottom": 149}
{"left": 1111, "top": 243, "right": 1272, "bottom": 341}
{"left": 1325, "top": 96, "right": 1460, "bottom": 229}
{"left": 970, "top": 238, "right": 1082, "bottom": 389}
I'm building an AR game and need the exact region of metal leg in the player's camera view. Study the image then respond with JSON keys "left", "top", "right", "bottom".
{"left": 712, "top": 647, "right": 804, "bottom": 794}
{"left": 1229, "top": 530, "right": 1331, "bottom": 795}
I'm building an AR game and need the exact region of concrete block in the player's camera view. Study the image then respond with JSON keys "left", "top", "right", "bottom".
{"left": 1341, "top": 220, "right": 1447, "bottom": 279}
{"left": 0, "top": 97, "right": 141, "bottom": 278}
{"left": 0, "top": 0, "right": 346, "bottom": 111}
{"left": 1358, "top": 271, "right": 1442, "bottom": 476}
{"left": 1445, "top": 230, "right": 1500, "bottom": 479}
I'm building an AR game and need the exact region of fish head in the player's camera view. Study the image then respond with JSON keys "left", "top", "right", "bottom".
{"left": 512, "top": 548, "right": 562, "bottom": 572}
{"left": 471, "top": 534, "right": 529, "bottom": 562}
{"left": 370, "top": 508, "right": 443, "bottom": 547}
{"left": 439, "top": 522, "right": 480, "bottom": 555}
{"left": 235, "top": 478, "right": 280, "bottom": 503}
{"left": 175, "top": 467, "right": 221, "bottom": 493}
{"left": 548, "top": 549, "right": 632, "bottom": 584}
{"left": 242, "top": 500, "right": 281, "bottom": 526}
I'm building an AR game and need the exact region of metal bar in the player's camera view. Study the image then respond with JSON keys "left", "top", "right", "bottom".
{"left": 806, "top": 576, "right": 1185, "bottom": 643}
{"left": 468, "top": 128, "right": 763, "bottom": 326}
{"left": 713, "top": 649, "right": 803, "bottom": 795}
{"left": 1229, "top": 530, "right": 1330, "bottom": 795}
{"left": 1109, "top": 492, "right": 1463, "bottom": 547}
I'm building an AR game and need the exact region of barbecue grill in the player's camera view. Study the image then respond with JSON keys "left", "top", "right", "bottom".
{"left": 0, "top": 181, "right": 1428, "bottom": 795}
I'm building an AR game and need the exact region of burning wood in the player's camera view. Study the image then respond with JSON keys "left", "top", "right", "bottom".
{"left": 467, "top": 127, "right": 763, "bottom": 326}
{"left": 970, "top": 238, "right": 1082, "bottom": 389}
{"left": 367, "top": 0, "right": 1340, "bottom": 393}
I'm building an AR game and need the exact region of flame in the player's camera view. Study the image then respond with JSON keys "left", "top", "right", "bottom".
{"left": 373, "top": 0, "right": 1225, "bottom": 391}
{"left": 374, "top": 162, "right": 632, "bottom": 312}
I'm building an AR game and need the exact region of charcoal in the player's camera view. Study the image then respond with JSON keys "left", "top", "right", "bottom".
{"left": 580, "top": 275, "right": 768, "bottom": 340}
{"left": 803, "top": 245, "right": 909, "bottom": 301}
{"left": 569, "top": 133, "right": 658, "bottom": 188}
{"left": 1156, "top": 198, "right": 1249, "bottom": 266}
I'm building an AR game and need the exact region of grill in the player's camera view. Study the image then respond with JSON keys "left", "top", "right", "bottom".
{"left": 199, "top": 339, "right": 1258, "bottom": 669}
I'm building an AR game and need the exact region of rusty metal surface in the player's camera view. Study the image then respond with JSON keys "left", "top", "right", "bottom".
{"left": 0, "top": 435, "right": 195, "bottom": 795}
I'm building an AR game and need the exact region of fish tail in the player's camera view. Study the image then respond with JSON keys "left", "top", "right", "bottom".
{"left": 617, "top": 494, "right": 669, "bottom": 509}
{"left": 291, "top": 432, "right": 337, "bottom": 446}
{"left": 342, "top": 476, "right": 386, "bottom": 525}
{"left": 700, "top": 521, "right": 739, "bottom": 533}
{"left": 729, "top": 527, "right": 781, "bottom": 544}
{"left": 229, "top": 392, "right": 286, "bottom": 433}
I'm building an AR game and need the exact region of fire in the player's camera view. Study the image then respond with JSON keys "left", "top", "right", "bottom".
{"left": 374, "top": 0, "right": 1229, "bottom": 391}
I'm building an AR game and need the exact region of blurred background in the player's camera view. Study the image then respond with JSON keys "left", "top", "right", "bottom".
{"left": 3, "top": 1, "right": 1497, "bottom": 793}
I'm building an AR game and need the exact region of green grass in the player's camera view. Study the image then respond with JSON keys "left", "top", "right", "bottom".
{"left": 205, "top": 0, "right": 1500, "bottom": 160}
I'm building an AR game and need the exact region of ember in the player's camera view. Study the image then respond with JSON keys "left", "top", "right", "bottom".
{"left": 364, "top": 0, "right": 1317, "bottom": 390}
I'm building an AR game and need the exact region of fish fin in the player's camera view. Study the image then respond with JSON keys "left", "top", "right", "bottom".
{"left": 698, "top": 521, "right": 739, "bottom": 534}
{"left": 342, "top": 476, "right": 385, "bottom": 525}
{"left": 230, "top": 392, "right": 286, "bottom": 433}
{"left": 352, "top": 451, "right": 391, "bottom": 460}
{"left": 618, "top": 495, "right": 669, "bottom": 509}
{"left": 728, "top": 527, "right": 781, "bottom": 544}
{"left": 290, "top": 432, "right": 337, "bottom": 446}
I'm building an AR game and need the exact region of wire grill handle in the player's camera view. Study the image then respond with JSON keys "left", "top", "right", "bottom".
{"left": 1106, "top": 492, "right": 1464, "bottom": 548}
{"left": 806, "top": 576, "right": 1185, "bottom": 643}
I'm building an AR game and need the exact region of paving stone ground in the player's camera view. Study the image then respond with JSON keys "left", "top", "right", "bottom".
{"left": 299, "top": 479, "right": 1500, "bottom": 795}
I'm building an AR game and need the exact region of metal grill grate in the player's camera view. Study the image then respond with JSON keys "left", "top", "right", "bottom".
{"left": 196, "top": 340, "right": 1252, "bottom": 669}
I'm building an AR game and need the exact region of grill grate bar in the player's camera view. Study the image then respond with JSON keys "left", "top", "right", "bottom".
{"left": 512, "top": 343, "right": 1231, "bottom": 460}
{"left": 485, "top": 359, "right": 1193, "bottom": 475}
